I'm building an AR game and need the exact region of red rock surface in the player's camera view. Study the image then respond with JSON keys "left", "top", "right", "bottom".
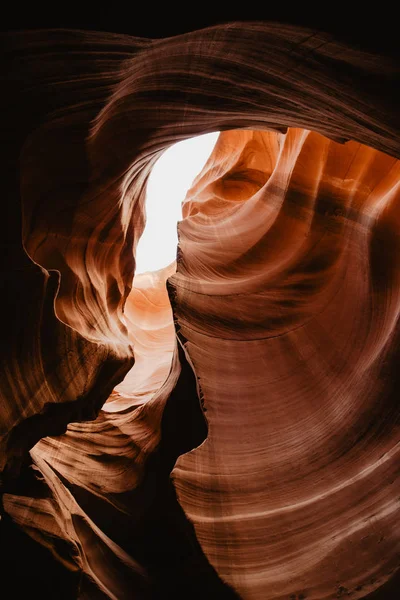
{"left": 1, "top": 21, "right": 399, "bottom": 600}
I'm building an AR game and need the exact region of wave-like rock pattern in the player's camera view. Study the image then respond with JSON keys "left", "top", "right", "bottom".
{"left": 1, "top": 21, "right": 399, "bottom": 600}
{"left": 171, "top": 128, "right": 400, "bottom": 599}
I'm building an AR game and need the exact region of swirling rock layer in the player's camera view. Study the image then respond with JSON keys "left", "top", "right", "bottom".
{"left": 1, "top": 21, "right": 399, "bottom": 600}
{"left": 171, "top": 128, "right": 400, "bottom": 599}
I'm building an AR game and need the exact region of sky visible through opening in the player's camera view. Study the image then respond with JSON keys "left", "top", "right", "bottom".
{"left": 135, "top": 132, "right": 219, "bottom": 274}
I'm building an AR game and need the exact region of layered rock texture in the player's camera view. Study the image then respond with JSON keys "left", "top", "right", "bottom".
{"left": 1, "top": 21, "right": 399, "bottom": 600}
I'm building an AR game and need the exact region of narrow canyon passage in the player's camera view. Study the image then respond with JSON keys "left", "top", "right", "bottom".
{"left": 1, "top": 21, "right": 400, "bottom": 600}
{"left": 5, "top": 126, "right": 400, "bottom": 600}
{"left": 112, "top": 133, "right": 219, "bottom": 402}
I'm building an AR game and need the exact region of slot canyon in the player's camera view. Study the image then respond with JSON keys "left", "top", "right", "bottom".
{"left": 1, "top": 15, "right": 399, "bottom": 600}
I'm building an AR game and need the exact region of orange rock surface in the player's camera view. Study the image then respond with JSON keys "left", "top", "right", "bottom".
{"left": 1, "top": 22, "right": 399, "bottom": 600}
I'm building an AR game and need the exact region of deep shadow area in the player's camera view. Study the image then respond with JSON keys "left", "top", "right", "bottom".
{"left": 1, "top": 8, "right": 399, "bottom": 56}
{"left": 1, "top": 340, "right": 241, "bottom": 599}
{"left": 0, "top": 512, "right": 82, "bottom": 599}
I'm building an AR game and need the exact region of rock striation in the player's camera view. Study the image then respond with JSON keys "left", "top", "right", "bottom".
{"left": 1, "top": 22, "right": 399, "bottom": 600}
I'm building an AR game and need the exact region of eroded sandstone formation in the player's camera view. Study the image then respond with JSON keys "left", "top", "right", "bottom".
{"left": 1, "top": 21, "right": 399, "bottom": 600}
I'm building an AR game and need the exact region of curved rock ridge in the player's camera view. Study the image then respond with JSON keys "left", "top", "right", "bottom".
{"left": 112, "top": 263, "right": 177, "bottom": 404}
{"left": 171, "top": 128, "right": 400, "bottom": 599}
{"left": 1, "top": 21, "right": 399, "bottom": 600}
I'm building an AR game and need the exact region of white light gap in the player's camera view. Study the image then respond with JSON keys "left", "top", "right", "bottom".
{"left": 135, "top": 132, "right": 219, "bottom": 274}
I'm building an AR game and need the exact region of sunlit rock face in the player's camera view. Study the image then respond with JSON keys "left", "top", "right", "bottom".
{"left": 1, "top": 22, "right": 400, "bottom": 600}
{"left": 172, "top": 128, "right": 400, "bottom": 599}
{"left": 112, "top": 264, "right": 176, "bottom": 403}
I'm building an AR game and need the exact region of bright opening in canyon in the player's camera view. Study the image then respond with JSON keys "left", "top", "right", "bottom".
{"left": 134, "top": 132, "right": 220, "bottom": 274}
{"left": 112, "top": 131, "right": 219, "bottom": 401}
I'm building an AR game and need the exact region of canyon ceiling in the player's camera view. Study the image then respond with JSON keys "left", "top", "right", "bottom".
{"left": 1, "top": 15, "right": 399, "bottom": 600}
